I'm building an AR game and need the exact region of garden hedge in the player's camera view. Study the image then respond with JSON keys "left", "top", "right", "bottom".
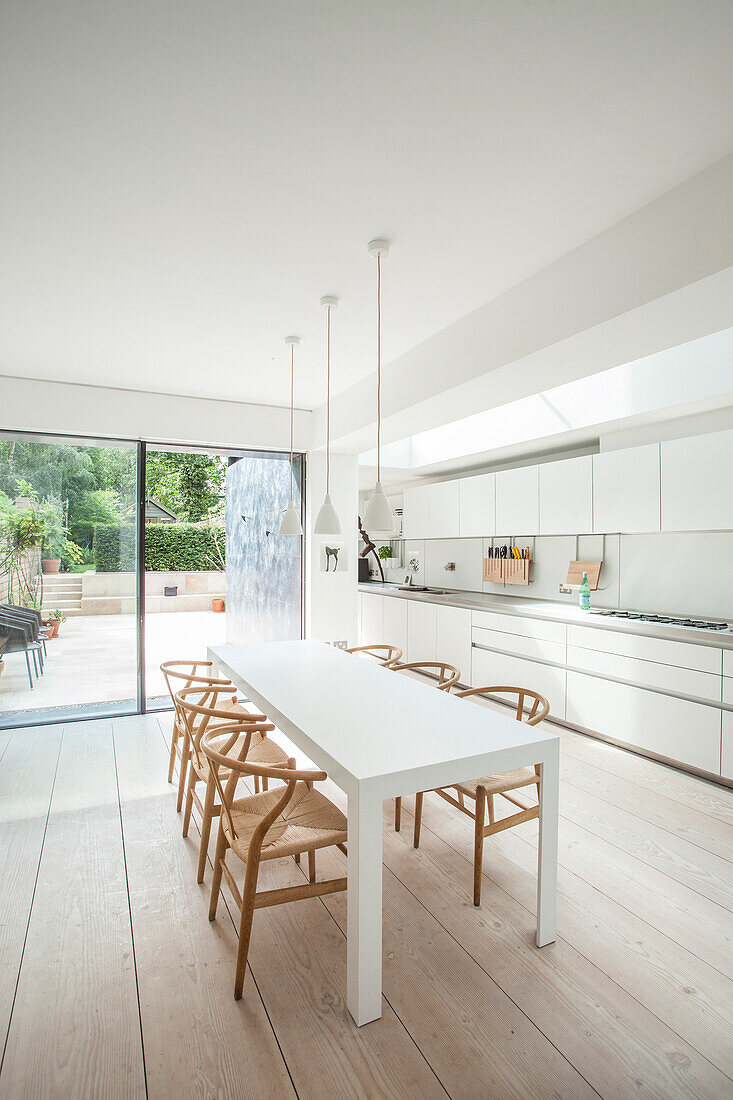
{"left": 92, "top": 523, "right": 225, "bottom": 572}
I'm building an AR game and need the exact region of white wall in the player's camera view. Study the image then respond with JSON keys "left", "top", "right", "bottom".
{"left": 305, "top": 451, "right": 359, "bottom": 645}
{"left": 0, "top": 375, "right": 312, "bottom": 452}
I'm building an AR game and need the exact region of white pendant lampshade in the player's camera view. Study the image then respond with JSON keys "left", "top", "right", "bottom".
{"left": 279, "top": 336, "right": 303, "bottom": 536}
{"left": 364, "top": 238, "right": 394, "bottom": 536}
{"left": 313, "top": 295, "right": 342, "bottom": 535}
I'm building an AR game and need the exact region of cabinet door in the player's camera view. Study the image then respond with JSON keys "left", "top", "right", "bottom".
{"left": 359, "top": 593, "right": 383, "bottom": 646}
{"left": 593, "top": 444, "right": 660, "bottom": 532}
{"left": 382, "top": 597, "right": 408, "bottom": 661}
{"left": 459, "top": 473, "right": 495, "bottom": 537}
{"left": 495, "top": 465, "right": 539, "bottom": 535}
{"left": 407, "top": 601, "right": 437, "bottom": 662}
{"left": 402, "top": 485, "right": 431, "bottom": 540}
{"left": 427, "top": 481, "right": 460, "bottom": 538}
{"left": 539, "top": 455, "right": 593, "bottom": 535}
{"left": 661, "top": 429, "right": 733, "bottom": 531}
{"left": 566, "top": 670, "right": 721, "bottom": 774}
{"left": 436, "top": 605, "right": 471, "bottom": 684}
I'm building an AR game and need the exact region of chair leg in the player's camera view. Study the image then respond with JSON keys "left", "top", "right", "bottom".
{"left": 234, "top": 860, "right": 260, "bottom": 1000}
{"left": 253, "top": 775, "right": 260, "bottom": 794}
{"left": 394, "top": 796, "right": 402, "bottom": 831}
{"left": 413, "top": 792, "right": 423, "bottom": 848}
{"left": 25, "top": 651, "right": 34, "bottom": 689}
{"left": 167, "top": 728, "right": 178, "bottom": 784}
{"left": 308, "top": 849, "right": 316, "bottom": 883}
{"left": 197, "top": 776, "right": 217, "bottom": 884}
{"left": 474, "top": 787, "right": 486, "bottom": 907}
{"left": 208, "top": 826, "right": 228, "bottom": 921}
{"left": 177, "top": 735, "right": 190, "bottom": 812}
{"left": 293, "top": 852, "right": 300, "bottom": 865}
{"left": 182, "top": 769, "right": 196, "bottom": 838}
{"left": 31, "top": 649, "right": 39, "bottom": 676}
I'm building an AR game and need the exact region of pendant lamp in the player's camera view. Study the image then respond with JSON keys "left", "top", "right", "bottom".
{"left": 363, "top": 239, "right": 395, "bottom": 535}
{"left": 279, "top": 336, "right": 303, "bottom": 536}
{"left": 314, "top": 296, "right": 342, "bottom": 535}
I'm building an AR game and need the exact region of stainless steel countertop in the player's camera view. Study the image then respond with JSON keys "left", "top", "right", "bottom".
{"left": 357, "top": 582, "right": 733, "bottom": 651}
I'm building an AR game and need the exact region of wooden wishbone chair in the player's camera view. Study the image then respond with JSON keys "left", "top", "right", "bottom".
{"left": 161, "top": 660, "right": 237, "bottom": 806}
{"left": 390, "top": 660, "right": 461, "bottom": 831}
{"left": 413, "top": 685, "right": 550, "bottom": 905}
{"left": 345, "top": 643, "right": 402, "bottom": 667}
{"left": 201, "top": 723, "right": 348, "bottom": 1000}
{"left": 176, "top": 686, "right": 289, "bottom": 884}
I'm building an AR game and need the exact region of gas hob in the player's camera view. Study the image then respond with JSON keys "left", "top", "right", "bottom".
{"left": 590, "top": 610, "right": 729, "bottom": 632}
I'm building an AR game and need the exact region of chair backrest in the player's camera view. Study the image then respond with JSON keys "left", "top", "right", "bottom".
{"left": 392, "top": 660, "right": 460, "bottom": 691}
{"left": 0, "top": 614, "right": 32, "bottom": 642}
{"left": 0, "top": 607, "right": 39, "bottom": 639}
{"left": 160, "top": 659, "right": 232, "bottom": 706}
{"left": 456, "top": 685, "right": 550, "bottom": 725}
{"left": 201, "top": 723, "right": 325, "bottom": 859}
{"left": 175, "top": 685, "right": 272, "bottom": 770}
{"left": 345, "top": 643, "right": 402, "bottom": 667}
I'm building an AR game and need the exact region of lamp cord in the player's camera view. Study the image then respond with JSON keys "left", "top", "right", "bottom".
{"left": 377, "top": 251, "right": 381, "bottom": 483}
{"left": 326, "top": 304, "right": 331, "bottom": 495}
{"left": 289, "top": 343, "right": 294, "bottom": 505}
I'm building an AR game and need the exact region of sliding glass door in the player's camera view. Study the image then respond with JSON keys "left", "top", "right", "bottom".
{"left": 0, "top": 432, "right": 139, "bottom": 726}
{"left": 0, "top": 430, "right": 304, "bottom": 728}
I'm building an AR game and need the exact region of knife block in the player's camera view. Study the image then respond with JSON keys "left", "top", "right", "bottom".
{"left": 483, "top": 557, "right": 531, "bottom": 585}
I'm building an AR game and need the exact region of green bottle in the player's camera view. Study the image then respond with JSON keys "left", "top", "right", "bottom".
{"left": 579, "top": 570, "right": 591, "bottom": 611}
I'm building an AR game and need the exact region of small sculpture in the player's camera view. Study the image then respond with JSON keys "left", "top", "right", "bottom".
{"left": 325, "top": 546, "right": 340, "bottom": 572}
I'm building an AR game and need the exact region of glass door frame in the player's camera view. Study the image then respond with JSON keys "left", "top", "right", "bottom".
{"left": 0, "top": 428, "right": 306, "bottom": 728}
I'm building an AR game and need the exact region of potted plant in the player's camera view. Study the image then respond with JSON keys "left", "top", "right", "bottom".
{"left": 211, "top": 594, "right": 225, "bottom": 613}
{"left": 45, "top": 609, "right": 67, "bottom": 638}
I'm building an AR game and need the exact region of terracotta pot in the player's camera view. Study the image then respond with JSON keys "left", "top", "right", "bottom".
{"left": 211, "top": 598, "right": 225, "bottom": 613}
{"left": 47, "top": 620, "right": 60, "bottom": 639}
{"left": 42, "top": 559, "right": 61, "bottom": 574}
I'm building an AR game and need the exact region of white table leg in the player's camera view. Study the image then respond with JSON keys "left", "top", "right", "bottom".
{"left": 346, "top": 787, "right": 383, "bottom": 1025}
{"left": 536, "top": 738, "right": 559, "bottom": 947}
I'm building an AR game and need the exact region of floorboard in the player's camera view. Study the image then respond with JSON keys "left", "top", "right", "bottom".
{"left": 0, "top": 721, "right": 146, "bottom": 1099}
{"left": 0, "top": 725, "right": 62, "bottom": 1054}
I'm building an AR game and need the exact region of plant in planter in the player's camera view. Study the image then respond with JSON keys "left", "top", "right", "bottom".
{"left": 46, "top": 608, "right": 67, "bottom": 638}
{"left": 377, "top": 544, "right": 394, "bottom": 561}
{"left": 211, "top": 594, "right": 225, "bottom": 613}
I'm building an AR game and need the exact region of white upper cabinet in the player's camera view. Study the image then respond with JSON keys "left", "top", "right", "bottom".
{"left": 402, "top": 484, "right": 431, "bottom": 540}
{"left": 593, "top": 443, "right": 660, "bottom": 533}
{"left": 661, "top": 428, "right": 733, "bottom": 532}
{"left": 459, "top": 473, "right": 495, "bottom": 537}
{"left": 427, "top": 480, "right": 460, "bottom": 538}
{"left": 539, "top": 455, "right": 593, "bottom": 535}
{"left": 495, "top": 465, "right": 539, "bottom": 535}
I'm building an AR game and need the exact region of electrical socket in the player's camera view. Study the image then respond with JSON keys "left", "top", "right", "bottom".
{"left": 558, "top": 584, "right": 572, "bottom": 595}
{"left": 332, "top": 640, "right": 349, "bottom": 650}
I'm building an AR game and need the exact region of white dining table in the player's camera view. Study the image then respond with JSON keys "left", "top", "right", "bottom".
{"left": 209, "top": 639, "right": 559, "bottom": 1026}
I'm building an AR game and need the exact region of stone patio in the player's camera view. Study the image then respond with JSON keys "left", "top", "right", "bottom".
{"left": 0, "top": 611, "right": 228, "bottom": 718}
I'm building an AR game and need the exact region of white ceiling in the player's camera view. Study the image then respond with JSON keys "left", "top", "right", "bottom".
{"left": 1, "top": 0, "right": 732, "bottom": 409}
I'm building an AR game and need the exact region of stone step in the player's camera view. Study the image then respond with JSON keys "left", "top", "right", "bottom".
{"left": 42, "top": 599, "right": 82, "bottom": 610}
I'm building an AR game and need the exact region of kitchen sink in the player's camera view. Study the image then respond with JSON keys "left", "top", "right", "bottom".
{"left": 397, "top": 585, "right": 449, "bottom": 595}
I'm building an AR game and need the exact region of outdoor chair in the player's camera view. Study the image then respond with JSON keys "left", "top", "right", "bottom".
{"left": 1, "top": 605, "right": 48, "bottom": 658}
{"left": 0, "top": 614, "right": 43, "bottom": 688}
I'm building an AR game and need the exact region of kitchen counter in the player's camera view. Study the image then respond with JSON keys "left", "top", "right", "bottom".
{"left": 358, "top": 582, "right": 733, "bottom": 650}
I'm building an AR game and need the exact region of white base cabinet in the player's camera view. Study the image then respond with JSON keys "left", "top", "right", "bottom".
{"left": 566, "top": 670, "right": 722, "bottom": 776}
{"left": 407, "top": 600, "right": 437, "bottom": 662}
{"left": 382, "top": 596, "right": 408, "bottom": 661}
{"left": 436, "top": 605, "right": 471, "bottom": 683}
{"left": 358, "top": 593, "right": 383, "bottom": 646}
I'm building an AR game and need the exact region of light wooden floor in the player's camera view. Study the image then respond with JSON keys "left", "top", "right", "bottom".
{"left": 0, "top": 712, "right": 732, "bottom": 1099}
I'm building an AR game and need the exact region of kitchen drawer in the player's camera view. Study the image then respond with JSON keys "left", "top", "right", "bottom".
{"left": 473, "top": 626, "right": 565, "bottom": 667}
{"left": 722, "top": 711, "right": 733, "bottom": 781}
{"left": 407, "top": 600, "right": 437, "bottom": 662}
{"left": 472, "top": 645, "right": 565, "bottom": 718}
{"left": 471, "top": 609, "right": 566, "bottom": 645}
{"left": 566, "top": 624, "right": 722, "bottom": 675}
{"left": 566, "top": 671, "right": 721, "bottom": 775}
{"left": 567, "top": 645, "right": 721, "bottom": 704}
{"left": 723, "top": 677, "right": 733, "bottom": 707}
{"left": 724, "top": 650, "right": 733, "bottom": 679}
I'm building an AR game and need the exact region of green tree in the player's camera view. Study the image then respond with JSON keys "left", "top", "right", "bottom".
{"left": 146, "top": 451, "right": 225, "bottom": 522}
